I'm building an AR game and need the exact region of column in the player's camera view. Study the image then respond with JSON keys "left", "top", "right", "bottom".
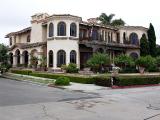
{"left": 77, "top": 50, "right": 80, "bottom": 69}
{"left": 13, "top": 55, "right": 17, "bottom": 67}
{"left": 37, "top": 52, "right": 43, "bottom": 67}
{"left": 66, "top": 51, "right": 70, "bottom": 66}
{"left": 53, "top": 51, "right": 57, "bottom": 69}
{"left": 28, "top": 54, "right": 31, "bottom": 65}
{"left": 20, "top": 54, "right": 24, "bottom": 65}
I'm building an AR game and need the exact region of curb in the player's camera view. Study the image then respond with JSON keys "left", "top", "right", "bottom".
{"left": 112, "top": 84, "right": 160, "bottom": 89}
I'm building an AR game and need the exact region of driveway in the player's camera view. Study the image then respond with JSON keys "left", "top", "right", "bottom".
{"left": 1, "top": 77, "right": 160, "bottom": 120}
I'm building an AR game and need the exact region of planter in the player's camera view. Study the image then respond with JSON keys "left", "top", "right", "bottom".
{"left": 139, "top": 66, "right": 145, "bottom": 74}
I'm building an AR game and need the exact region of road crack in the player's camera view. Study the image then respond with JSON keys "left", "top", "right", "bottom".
{"left": 42, "top": 105, "right": 60, "bottom": 120}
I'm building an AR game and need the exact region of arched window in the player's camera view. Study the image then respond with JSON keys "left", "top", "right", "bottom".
{"left": 70, "top": 23, "right": 77, "bottom": 37}
{"left": 57, "top": 22, "right": 66, "bottom": 36}
{"left": 129, "top": 33, "right": 138, "bottom": 45}
{"left": 130, "top": 52, "right": 138, "bottom": 59}
{"left": 27, "top": 35, "right": 30, "bottom": 42}
{"left": 49, "top": 23, "right": 54, "bottom": 37}
{"left": 92, "top": 29, "right": 98, "bottom": 40}
{"left": 48, "top": 50, "right": 53, "bottom": 67}
{"left": 70, "top": 50, "right": 76, "bottom": 64}
{"left": 57, "top": 50, "right": 66, "bottom": 67}
{"left": 96, "top": 48, "right": 104, "bottom": 53}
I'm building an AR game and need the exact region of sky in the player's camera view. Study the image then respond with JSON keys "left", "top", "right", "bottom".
{"left": 0, "top": 0, "right": 159, "bottom": 45}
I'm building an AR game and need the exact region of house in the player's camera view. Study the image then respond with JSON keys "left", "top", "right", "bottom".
{"left": 5, "top": 13, "right": 147, "bottom": 71}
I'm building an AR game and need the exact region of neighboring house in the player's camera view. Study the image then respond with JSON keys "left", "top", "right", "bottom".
{"left": 5, "top": 13, "right": 147, "bottom": 71}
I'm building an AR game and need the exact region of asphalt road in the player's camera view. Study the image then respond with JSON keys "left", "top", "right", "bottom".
{"left": 0, "top": 77, "right": 97, "bottom": 107}
{"left": 1, "top": 77, "right": 160, "bottom": 120}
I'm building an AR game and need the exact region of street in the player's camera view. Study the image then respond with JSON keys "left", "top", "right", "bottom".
{"left": 0, "top": 77, "right": 160, "bottom": 120}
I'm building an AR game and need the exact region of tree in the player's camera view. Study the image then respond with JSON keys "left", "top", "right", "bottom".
{"left": 98, "top": 13, "right": 125, "bottom": 26}
{"left": 0, "top": 44, "right": 9, "bottom": 73}
{"left": 87, "top": 53, "right": 110, "bottom": 72}
{"left": 136, "top": 55, "right": 157, "bottom": 72}
{"left": 98, "top": 13, "right": 115, "bottom": 25}
{"left": 140, "top": 34, "right": 150, "bottom": 56}
{"left": 114, "top": 54, "right": 135, "bottom": 69}
{"left": 147, "top": 23, "right": 156, "bottom": 57}
{"left": 111, "top": 18, "right": 125, "bottom": 26}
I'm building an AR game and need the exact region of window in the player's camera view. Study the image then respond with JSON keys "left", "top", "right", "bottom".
{"left": 108, "top": 32, "right": 110, "bottom": 43}
{"left": 27, "top": 35, "right": 30, "bottom": 42}
{"left": 70, "top": 50, "right": 76, "bottom": 64}
{"left": 10, "top": 37, "right": 12, "bottom": 46}
{"left": 49, "top": 23, "right": 54, "bottom": 37}
{"left": 48, "top": 50, "right": 53, "bottom": 67}
{"left": 57, "top": 22, "right": 66, "bottom": 36}
{"left": 130, "top": 52, "right": 138, "bottom": 59}
{"left": 111, "top": 32, "right": 113, "bottom": 42}
{"left": 129, "top": 33, "right": 138, "bottom": 45}
{"left": 92, "top": 29, "right": 98, "bottom": 40}
{"left": 117, "top": 33, "right": 120, "bottom": 43}
{"left": 123, "top": 32, "right": 126, "bottom": 41}
{"left": 57, "top": 50, "right": 66, "bottom": 67}
{"left": 70, "top": 23, "right": 77, "bottom": 37}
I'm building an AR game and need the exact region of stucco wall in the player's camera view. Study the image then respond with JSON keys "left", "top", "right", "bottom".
{"left": 118, "top": 27, "right": 147, "bottom": 44}
{"left": 47, "top": 39, "right": 79, "bottom": 69}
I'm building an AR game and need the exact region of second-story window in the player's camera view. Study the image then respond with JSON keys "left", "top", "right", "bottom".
{"left": 92, "top": 29, "right": 98, "bottom": 40}
{"left": 10, "top": 37, "right": 12, "bottom": 46}
{"left": 27, "top": 35, "right": 30, "bottom": 42}
{"left": 49, "top": 23, "right": 54, "bottom": 37}
{"left": 57, "top": 22, "right": 66, "bottom": 36}
{"left": 129, "top": 32, "right": 138, "bottom": 45}
{"left": 70, "top": 23, "right": 77, "bottom": 37}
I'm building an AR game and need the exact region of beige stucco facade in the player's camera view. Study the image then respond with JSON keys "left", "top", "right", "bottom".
{"left": 6, "top": 13, "right": 148, "bottom": 71}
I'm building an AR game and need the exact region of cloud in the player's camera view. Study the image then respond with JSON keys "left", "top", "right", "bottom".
{"left": 0, "top": 0, "right": 160, "bottom": 44}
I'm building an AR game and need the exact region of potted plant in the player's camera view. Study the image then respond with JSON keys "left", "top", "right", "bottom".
{"left": 39, "top": 56, "right": 47, "bottom": 71}
{"left": 30, "top": 55, "right": 39, "bottom": 69}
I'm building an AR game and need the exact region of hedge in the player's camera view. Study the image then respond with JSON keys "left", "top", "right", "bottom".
{"left": 30, "top": 72, "right": 95, "bottom": 84}
{"left": 10, "top": 69, "right": 160, "bottom": 87}
{"left": 114, "top": 76, "right": 160, "bottom": 86}
{"left": 10, "top": 70, "right": 112, "bottom": 86}
{"left": 93, "top": 76, "right": 111, "bottom": 87}
{"left": 10, "top": 69, "right": 32, "bottom": 75}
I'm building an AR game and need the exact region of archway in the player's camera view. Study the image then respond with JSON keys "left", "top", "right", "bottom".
{"left": 15, "top": 49, "right": 20, "bottom": 66}
{"left": 130, "top": 52, "right": 138, "bottom": 59}
{"left": 22, "top": 51, "right": 29, "bottom": 67}
{"left": 9, "top": 52, "right": 13, "bottom": 65}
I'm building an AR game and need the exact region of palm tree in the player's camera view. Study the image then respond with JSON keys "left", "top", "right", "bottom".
{"left": 98, "top": 13, "right": 115, "bottom": 25}
{"left": 111, "top": 18, "right": 125, "bottom": 26}
{"left": 98, "top": 13, "right": 125, "bottom": 26}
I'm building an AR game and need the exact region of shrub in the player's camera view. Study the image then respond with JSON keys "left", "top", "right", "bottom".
{"left": 10, "top": 69, "right": 32, "bottom": 75}
{"left": 87, "top": 52, "right": 110, "bottom": 73}
{"left": 119, "top": 67, "right": 138, "bottom": 73}
{"left": 93, "top": 76, "right": 111, "bottom": 87}
{"left": 55, "top": 77, "right": 70, "bottom": 86}
{"left": 136, "top": 55, "right": 156, "bottom": 68}
{"left": 114, "top": 75, "right": 160, "bottom": 86}
{"left": 115, "top": 54, "right": 135, "bottom": 68}
{"left": 64, "top": 63, "right": 79, "bottom": 73}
